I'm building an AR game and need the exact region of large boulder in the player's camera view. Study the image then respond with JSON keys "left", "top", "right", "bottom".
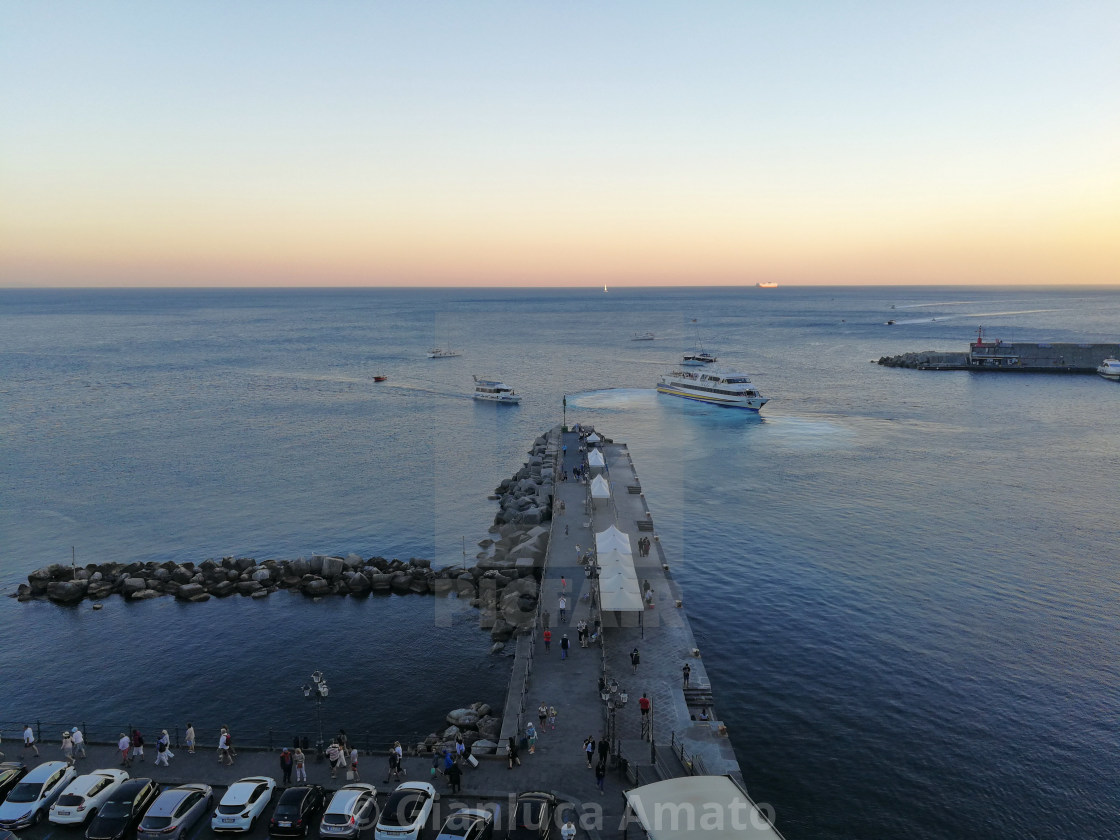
{"left": 129, "top": 588, "right": 161, "bottom": 600}
{"left": 175, "top": 583, "right": 206, "bottom": 600}
{"left": 320, "top": 556, "right": 344, "bottom": 579}
{"left": 446, "top": 709, "right": 480, "bottom": 728}
{"left": 47, "top": 581, "right": 85, "bottom": 605}
{"left": 470, "top": 739, "right": 498, "bottom": 755}
{"left": 300, "top": 578, "right": 330, "bottom": 597}
{"left": 122, "top": 578, "right": 147, "bottom": 595}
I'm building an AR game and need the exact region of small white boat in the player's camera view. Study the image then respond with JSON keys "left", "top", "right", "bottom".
{"left": 1097, "top": 358, "right": 1120, "bottom": 381}
{"left": 473, "top": 376, "right": 521, "bottom": 403}
{"left": 681, "top": 351, "right": 718, "bottom": 366}
{"left": 427, "top": 348, "right": 462, "bottom": 359}
{"left": 657, "top": 368, "right": 768, "bottom": 411}
{"left": 756, "top": 282, "right": 778, "bottom": 288}
{"left": 631, "top": 332, "right": 655, "bottom": 341}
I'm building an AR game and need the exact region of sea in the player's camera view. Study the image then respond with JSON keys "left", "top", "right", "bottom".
{"left": 1, "top": 286, "right": 1117, "bottom": 840}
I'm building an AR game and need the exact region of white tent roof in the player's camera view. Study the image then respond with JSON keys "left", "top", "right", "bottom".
{"left": 598, "top": 550, "right": 643, "bottom": 612}
{"left": 624, "top": 776, "right": 785, "bottom": 840}
{"left": 586, "top": 432, "right": 601, "bottom": 443}
{"left": 596, "top": 525, "right": 632, "bottom": 555}
{"left": 587, "top": 449, "right": 606, "bottom": 468}
{"left": 590, "top": 474, "right": 611, "bottom": 499}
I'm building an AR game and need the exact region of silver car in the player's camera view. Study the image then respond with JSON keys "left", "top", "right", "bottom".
{"left": 136, "top": 784, "right": 213, "bottom": 840}
{"left": 319, "top": 784, "right": 378, "bottom": 840}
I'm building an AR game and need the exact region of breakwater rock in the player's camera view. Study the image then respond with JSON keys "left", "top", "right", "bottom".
{"left": 878, "top": 350, "right": 969, "bottom": 369}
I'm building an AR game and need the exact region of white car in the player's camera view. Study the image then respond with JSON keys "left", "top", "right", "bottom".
{"left": 211, "top": 776, "right": 277, "bottom": 833}
{"left": 319, "top": 784, "right": 378, "bottom": 840}
{"left": 0, "top": 761, "right": 77, "bottom": 829}
{"left": 50, "top": 769, "right": 130, "bottom": 826}
{"left": 373, "top": 782, "right": 436, "bottom": 840}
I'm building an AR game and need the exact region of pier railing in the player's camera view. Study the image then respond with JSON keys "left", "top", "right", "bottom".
{"left": 668, "top": 729, "right": 709, "bottom": 776}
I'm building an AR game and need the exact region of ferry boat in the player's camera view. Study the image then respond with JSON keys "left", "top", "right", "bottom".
{"left": 681, "top": 351, "right": 718, "bottom": 366}
{"left": 656, "top": 368, "right": 768, "bottom": 410}
{"left": 1097, "top": 358, "right": 1120, "bottom": 381}
{"left": 427, "top": 348, "right": 462, "bottom": 359}
{"left": 756, "top": 282, "right": 778, "bottom": 288}
{"left": 631, "top": 332, "right": 655, "bottom": 341}
{"left": 473, "top": 376, "right": 521, "bottom": 403}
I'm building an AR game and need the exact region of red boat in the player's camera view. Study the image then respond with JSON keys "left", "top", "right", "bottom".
{"left": 373, "top": 375, "right": 388, "bottom": 382}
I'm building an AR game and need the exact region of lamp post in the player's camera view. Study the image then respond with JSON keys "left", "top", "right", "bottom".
{"left": 301, "top": 670, "right": 329, "bottom": 758}
{"left": 606, "top": 697, "right": 617, "bottom": 765}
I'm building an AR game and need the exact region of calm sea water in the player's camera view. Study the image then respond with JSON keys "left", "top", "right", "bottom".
{"left": 2, "top": 286, "right": 1118, "bottom": 839}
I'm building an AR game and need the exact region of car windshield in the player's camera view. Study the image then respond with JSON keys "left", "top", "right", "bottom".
{"left": 99, "top": 802, "right": 133, "bottom": 819}
{"left": 441, "top": 816, "right": 481, "bottom": 836}
{"left": 274, "top": 805, "right": 299, "bottom": 817}
{"left": 380, "top": 793, "right": 421, "bottom": 826}
{"left": 322, "top": 814, "right": 352, "bottom": 826}
{"left": 57, "top": 794, "right": 86, "bottom": 807}
{"left": 514, "top": 802, "right": 546, "bottom": 827}
{"left": 5, "top": 782, "right": 42, "bottom": 803}
{"left": 217, "top": 804, "right": 244, "bottom": 815}
{"left": 143, "top": 817, "right": 173, "bottom": 830}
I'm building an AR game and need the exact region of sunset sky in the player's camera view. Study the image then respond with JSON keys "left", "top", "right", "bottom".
{"left": 2, "top": 1, "right": 1118, "bottom": 287}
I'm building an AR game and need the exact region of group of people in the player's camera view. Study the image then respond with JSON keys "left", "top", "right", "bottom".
{"left": 324, "top": 737, "right": 361, "bottom": 781}
{"left": 636, "top": 536, "right": 652, "bottom": 557}
{"left": 582, "top": 735, "right": 610, "bottom": 793}
{"left": 115, "top": 728, "right": 176, "bottom": 767}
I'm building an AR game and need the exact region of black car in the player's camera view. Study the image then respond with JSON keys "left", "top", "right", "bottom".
{"left": 508, "top": 793, "right": 557, "bottom": 840}
{"left": 268, "top": 785, "right": 325, "bottom": 838}
{"left": 0, "top": 764, "right": 28, "bottom": 803}
{"left": 86, "top": 778, "right": 161, "bottom": 840}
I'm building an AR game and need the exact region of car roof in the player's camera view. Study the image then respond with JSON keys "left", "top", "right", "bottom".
{"left": 66, "top": 773, "right": 117, "bottom": 793}
{"left": 325, "top": 786, "right": 373, "bottom": 812}
{"left": 222, "top": 780, "right": 269, "bottom": 804}
{"left": 116, "top": 778, "right": 155, "bottom": 795}
{"left": 22, "top": 762, "right": 70, "bottom": 782}
{"left": 278, "top": 785, "right": 318, "bottom": 803}
{"left": 148, "top": 787, "right": 201, "bottom": 815}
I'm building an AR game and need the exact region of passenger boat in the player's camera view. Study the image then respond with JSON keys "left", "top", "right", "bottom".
{"left": 631, "top": 332, "right": 655, "bottom": 341}
{"left": 472, "top": 376, "right": 521, "bottom": 403}
{"left": 373, "top": 375, "right": 388, "bottom": 382}
{"left": 681, "top": 351, "right": 718, "bottom": 366}
{"left": 756, "top": 282, "right": 778, "bottom": 288}
{"left": 1097, "top": 358, "right": 1120, "bottom": 381}
{"left": 427, "top": 348, "right": 462, "bottom": 359}
{"left": 656, "top": 368, "right": 768, "bottom": 410}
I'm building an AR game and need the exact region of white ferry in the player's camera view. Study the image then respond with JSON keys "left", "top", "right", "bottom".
{"left": 473, "top": 376, "right": 521, "bottom": 403}
{"left": 657, "top": 368, "right": 768, "bottom": 410}
{"left": 1097, "top": 358, "right": 1120, "bottom": 381}
{"left": 756, "top": 281, "right": 778, "bottom": 288}
{"left": 427, "top": 348, "right": 462, "bottom": 359}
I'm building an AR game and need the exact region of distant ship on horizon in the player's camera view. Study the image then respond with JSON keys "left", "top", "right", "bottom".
{"left": 756, "top": 282, "right": 778, "bottom": 288}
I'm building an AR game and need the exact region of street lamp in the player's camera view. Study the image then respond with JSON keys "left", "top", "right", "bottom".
{"left": 301, "top": 671, "right": 329, "bottom": 757}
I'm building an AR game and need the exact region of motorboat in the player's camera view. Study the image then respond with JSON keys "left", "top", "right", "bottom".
{"left": 631, "top": 332, "right": 655, "bottom": 341}
{"left": 373, "top": 375, "right": 388, "bottom": 382}
{"left": 1097, "top": 358, "right": 1120, "bottom": 381}
{"left": 473, "top": 376, "right": 521, "bottom": 403}
{"left": 681, "top": 351, "right": 718, "bottom": 366}
{"left": 755, "top": 282, "right": 778, "bottom": 288}
{"left": 427, "top": 348, "right": 461, "bottom": 359}
{"left": 656, "top": 368, "right": 768, "bottom": 410}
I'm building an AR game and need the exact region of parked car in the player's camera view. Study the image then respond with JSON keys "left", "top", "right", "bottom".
{"left": 50, "top": 770, "right": 131, "bottom": 826}
{"left": 0, "top": 761, "right": 78, "bottom": 829}
{"left": 85, "top": 778, "right": 161, "bottom": 840}
{"left": 0, "top": 764, "right": 28, "bottom": 804}
{"left": 211, "top": 776, "right": 277, "bottom": 833}
{"left": 136, "top": 783, "right": 213, "bottom": 840}
{"left": 319, "top": 784, "right": 378, "bottom": 840}
{"left": 508, "top": 792, "right": 558, "bottom": 840}
{"left": 434, "top": 809, "right": 494, "bottom": 840}
{"left": 268, "top": 785, "right": 325, "bottom": 838}
{"left": 373, "top": 782, "right": 436, "bottom": 840}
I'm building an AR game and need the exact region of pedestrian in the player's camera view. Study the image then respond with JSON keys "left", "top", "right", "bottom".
{"left": 446, "top": 758, "right": 462, "bottom": 793}
{"left": 597, "top": 736, "right": 609, "bottom": 764}
{"left": 542, "top": 610, "right": 551, "bottom": 630}
{"left": 560, "top": 634, "right": 570, "bottom": 661}
{"left": 682, "top": 663, "right": 691, "bottom": 689}
{"left": 507, "top": 737, "right": 521, "bottom": 769}
{"left": 61, "top": 731, "right": 74, "bottom": 765}
{"left": 71, "top": 727, "right": 86, "bottom": 760}
{"left": 225, "top": 728, "right": 237, "bottom": 759}
{"left": 154, "top": 730, "right": 172, "bottom": 767}
{"left": 385, "top": 747, "right": 400, "bottom": 783}
{"left": 349, "top": 747, "right": 360, "bottom": 781}
{"left": 443, "top": 750, "right": 455, "bottom": 776}
{"left": 118, "top": 732, "right": 131, "bottom": 767}
{"left": 595, "top": 760, "right": 606, "bottom": 794}
{"left": 23, "top": 724, "right": 39, "bottom": 757}
{"left": 630, "top": 648, "right": 640, "bottom": 672}
{"left": 280, "top": 748, "right": 293, "bottom": 784}
{"left": 561, "top": 576, "right": 567, "bottom": 593}
{"left": 561, "top": 818, "right": 577, "bottom": 840}
{"left": 394, "top": 741, "right": 406, "bottom": 776}
{"left": 639, "top": 693, "right": 651, "bottom": 721}
{"left": 583, "top": 736, "right": 595, "bottom": 768}
{"left": 326, "top": 742, "right": 341, "bottom": 778}
{"left": 455, "top": 734, "right": 466, "bottom": 762}
{"left": 131, "top": 729, "right": 145, "bottom": 762}
{"left": 218, "top": 729, "right": 234, "bottom": 766}
{"left": 565, "top": 524, "right": 568, "bottom": 536}
{"left": 185, "top": 723, "right": 196, "bottom": 754}
{"left": 543, "top": 628, "right": 552, "bottom": 652}
{"left": 558, "top": 594, "right": 567, "bottom": 623}
{"left": 526, "top": 723, "right": 537, "bottom": 755}
{"left": 294, "top": 747, "right": 307, "bottom": 782}
{"left": 547, "top": 705, "right": 557, "bottom": 730}
{"left": 537, "top": 703, "right": 548, "bottom": 731}
{"left": 336, "top": 729, "right": 348, "bottom": 753}
{"left": 577, "top": 620, "right": 588, "bottom": 648}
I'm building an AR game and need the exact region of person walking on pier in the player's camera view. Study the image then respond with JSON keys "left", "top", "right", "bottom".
{"left": 393, "top": 741, "right": 405, "bottom": 775}
{"left": 583, "top": 736, "right": 595, "bottom": 768}
{"left": 294, "top": 747, "right": 307, "bottom": 782}
{"left": 506, "top": 737, "right": 521, "bottom": 769}
{"left": 547, "top": 705, "right": 557, "bottom": 730}
{"left": 630, "top": 648, "right": 640, "bottom": 672}
{"left": 61, "top": 731, "right": 74, "bottom": 765}
{"left": 543, "top": 628, "right": 552, "bottom": 652}
{"left": 558, "top": 594, "right": 567, "bottom": 623}
{"left": 597, "top": 735, "right": 609, "bottom": 765}
{"left": 385, "top": 747, "right": 399, "bottom": 783}
{"left": 218, "top": 729, "right": 234, "bottom": 766}
{"left": 23, "top": 725, "right": 39, "bottom": 758}
{"left": 185, "top": 723, "right": 195, "bottom": 754}
{"left": 537, "top": 703, "right": 548, "bottom": 732}
{"left": 560, "top": 634, "right": 570, "bottom": 661}
{"left": 526, "top": 722, "right": 537, "bottom": 754}
{"left": 71, "top": 727, "right": 86, "bottom": 760}
{"left": 326, "top": 742, "right": 341, "bottom": 778}
{"left": 131, "top": 729, "right": 145, "bottom": 762}
{"left": 561, "top": 817, "right": 577, "bottom": 840}
{"left": 155, "top": 730, "right": 172, "bottom": 767}
{"left": 594, "top": 760, "right": 606, "bottom": 794}
{"left": 279, "top": 748, "right": 293, "bottom": 784}
{"left": 349, "top": 747, "right": 360, "bottom": 781}
{"left": 446, "top": 758, "right": 462, "bottom": 794}
{"left": 682, "top": 663, "right": 691, "bottom": 689}
{"left": 118, "top": 732, "right": 131, "bottom": 767}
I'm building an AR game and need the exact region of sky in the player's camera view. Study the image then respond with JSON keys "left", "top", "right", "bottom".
{"left": 1, "top": 1, "right": 1118, "bottom": 288}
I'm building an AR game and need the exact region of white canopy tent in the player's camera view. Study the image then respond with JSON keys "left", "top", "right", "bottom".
{"left": 624, "top": 775, "right": 786, "bottom": 840}
{"left": 586, "top": 432, "right": 601, "bottom": 444}
{"left": 597, "top": 549, "right": 643, "bottom": 612}
{"left": 590, "top": 474, "right": 611, "bottom": 503}
{"left": 587, "top": 449, "right": 606, "bottom": 471}
{"left": 596, "top": 525, "right": 632, "bottom": 555}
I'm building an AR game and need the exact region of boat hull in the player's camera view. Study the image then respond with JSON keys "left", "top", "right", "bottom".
{"left": 473, "top": 393, "right": 521, "bottom": 404}
{"left": 656, "top": 382, "right": 767, "bottom": 410}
